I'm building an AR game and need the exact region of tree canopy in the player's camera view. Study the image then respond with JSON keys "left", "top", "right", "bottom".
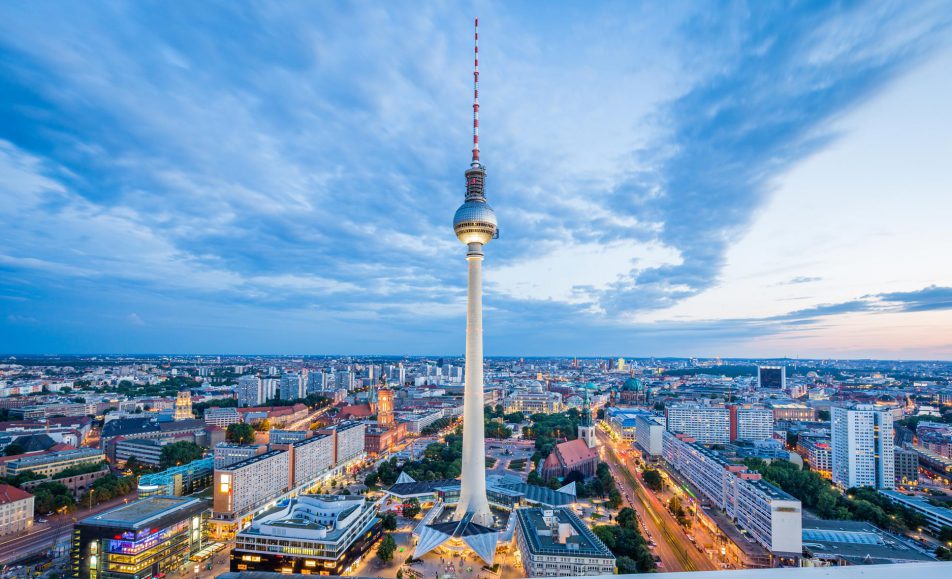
{"left": 159, "top": 441, "right": 205, "bottom": 469}
{"left": 226, "top": 422, "right": 256, "bottom": 444}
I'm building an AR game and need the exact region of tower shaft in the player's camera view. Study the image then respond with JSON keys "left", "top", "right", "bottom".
{"left": 454, "top": 244, "right": 492, "bottom": 525}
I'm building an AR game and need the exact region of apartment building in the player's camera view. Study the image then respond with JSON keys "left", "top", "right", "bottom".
{"left": 214, "top": 443, "right": 268, "bottom": 469}
{"left": 663, "top": 430, "right": 802, "bottom": 557}
{"left": 290, "top": 433, "right": 335, "bottom": 486}
{"left": 237, "top": 375, "right": 263, "bottom": 407}
{"left": 665, "top": 405, "right": 731, "bottom": 444}
{"left": 212, "top": 450, "right": 290, "bottom": 538}
{"left": 831, "top": 406, "right": 895, "bottom": 489}
{"left": 318, "top": 421, "right": 366, "bottom": 464}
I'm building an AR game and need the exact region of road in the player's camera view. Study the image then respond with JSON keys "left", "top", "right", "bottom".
{"left": 596, "top": 428, "right": 717, "bottom": 573}
{"left": 0, "top": 494, "right": 135, "bottom": 565}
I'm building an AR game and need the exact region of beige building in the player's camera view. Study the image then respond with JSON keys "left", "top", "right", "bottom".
{"left": 0, "top": 484, "right": 34, "bottom": 536}
{"left": 212, "top": 449, "right": 290, "bottom": 539}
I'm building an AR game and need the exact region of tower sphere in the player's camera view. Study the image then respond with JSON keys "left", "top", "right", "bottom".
{"left": 453, "top": 200, "right": 497, "bottom": 245}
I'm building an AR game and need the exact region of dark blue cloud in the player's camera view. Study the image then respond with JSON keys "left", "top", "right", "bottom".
{"left": 878, "top": 286, "right": 952, "bottom": 313}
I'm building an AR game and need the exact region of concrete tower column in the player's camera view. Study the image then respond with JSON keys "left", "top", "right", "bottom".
{"left": 455, "top": 242, "right": 492, "bottom": 525}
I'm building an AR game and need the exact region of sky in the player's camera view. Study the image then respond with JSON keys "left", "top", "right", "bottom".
{"left": 1, "top": 1, "right": 952, "bottom": 359}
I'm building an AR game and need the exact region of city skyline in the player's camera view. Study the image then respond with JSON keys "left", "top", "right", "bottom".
{"left": 2, "top": 2, "right": 952, "bottom": 358}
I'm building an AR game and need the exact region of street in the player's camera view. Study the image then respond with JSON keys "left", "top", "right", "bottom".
{"left": 0, "top": 493, "right": 136, "bottom": 566}
{"left": 596, "top": 428, "right": 717, "bottom": 573}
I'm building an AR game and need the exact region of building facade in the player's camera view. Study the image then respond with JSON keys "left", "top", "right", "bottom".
{"left": 231, "top": 495, "right": 381, "bottom": 576}
{"left": 831, "top": 406, "right": 895, "bottom": 489}
{"left": 0, "top": 484, "right": 34, "bottom": 536}
{"left": 635, "top": 414, "right": 665, "bottom": 458}
{"left": 71, "top": 496, "right": 208, "bottom": 579}
{"left": 237, "top": 375, "right": 263, "bottom": 408}
{"left": 663, "top": 431, "right": 802, "bottom": 557}
{"left": 515, "top": 507, "right": 615, "bottom": 577}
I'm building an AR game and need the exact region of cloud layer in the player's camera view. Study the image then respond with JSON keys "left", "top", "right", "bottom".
{"left": 1, "top": 1, "right": 951, "bottom": 357}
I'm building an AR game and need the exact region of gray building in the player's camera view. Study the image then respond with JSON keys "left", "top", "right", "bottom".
{"left": 515, "top": 507, "right": 615, "bottom": 577}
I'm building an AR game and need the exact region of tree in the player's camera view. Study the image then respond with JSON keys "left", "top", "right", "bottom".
{"left": 642, "top": 468, "right": 664, "bottom": 492}
{"left": 381, "top": 512, "right": 398, "bottom": 531}
{"left": 377, "top": 534, "right": 397, "bottom": 562}
{"left": 226, "top": 422, "right": 256, "bottom": 444}
{"left": 616, "top": 507, "right": 638, "bottom": 530}
{"left": 817, "top": 409, "right": 831, "bottom": 421}
{"left": 159, "top": 441, "right": 204, "bottom": 469}
{"left": 403, "top": 498, "right": 421, "bottom": 519}
{"left": 253, "top": 419, "right": 272, "bottom": 432}
{"left": 4, "top": 443, "right": 25, "bottom": 456}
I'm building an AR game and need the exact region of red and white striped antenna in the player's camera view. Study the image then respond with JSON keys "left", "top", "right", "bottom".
{"left": 472, "top": 17, "right": 480, "bottom": 166}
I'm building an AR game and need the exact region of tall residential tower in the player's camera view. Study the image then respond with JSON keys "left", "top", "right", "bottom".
{"left": 451, "top": 17, "right": 498, "bottom": 528}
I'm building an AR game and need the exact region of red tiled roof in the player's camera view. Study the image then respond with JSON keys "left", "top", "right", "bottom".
{"left": 555, "top": 439, "right": 597, "bottom": 467}
{"left": 0, "top": 483, "right": 33, "bottom": 504}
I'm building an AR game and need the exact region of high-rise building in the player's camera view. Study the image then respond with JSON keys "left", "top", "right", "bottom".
{"left": 665, "top": 405, "right": 731, "bottom": 444}
{"left": 279, "top": 372, "right": 303, "bottom": 401}
{"left": 666, "top": 404, "right": 773, "bottom": 444}
{"left": 237, "top": 375, "right": 263, "bottom": 407}
{"left": 728, "top": 404, "right": 774, "bottom": 441}
{"left": 831, "top": 406, "right": 895, "bottom": 489}
{"left": 759, "top": 366, "right": 786, "bottom": 389}
{"left": 335, "top": 370, "right": 354, "bottom": 391}
{"left": 306, "top": 371, "right": 327, "bottom": 393}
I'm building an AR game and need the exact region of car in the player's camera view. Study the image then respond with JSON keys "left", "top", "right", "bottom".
{"left": 36, "top": 518, "right": 47, "bottom": 523}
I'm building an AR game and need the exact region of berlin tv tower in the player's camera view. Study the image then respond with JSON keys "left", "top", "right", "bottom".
{"left": 452, "top": 17, "right": 497, "bottom": 527}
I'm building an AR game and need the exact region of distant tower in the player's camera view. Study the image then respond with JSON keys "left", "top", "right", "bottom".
{"left": 378, "top": 379, "right": 394, "bottom": 428}
{"left": 174, "top": 390, "right": 192, "bottom": 421}
{"left": 452, "top": 16, "right": 497, "bottom": 528}
{"left": 578, "top": 389, "right": 596, "bottom": 448}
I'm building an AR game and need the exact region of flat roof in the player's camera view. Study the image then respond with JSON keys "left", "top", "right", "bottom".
{"left": 80, "top": 496, "right": 208, "bottom": 530}
{"left": 517, "top": 508, "right": 613, "bottom": 558}
{"left": 219, "top": 449, "right": 285, "bottom": 471}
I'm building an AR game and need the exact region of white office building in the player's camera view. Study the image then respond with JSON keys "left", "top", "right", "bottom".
{"left": 831, "top": 406, "right": 895, "bottom": 489}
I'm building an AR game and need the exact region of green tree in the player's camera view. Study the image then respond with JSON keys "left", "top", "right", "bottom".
{"left": 377, "top": 534, "right": 397, "bottom": 562}
{"left": 381, "top": 512, "right": 398, "bottom": 531}
{"left": 642, "top": 468, "right": 663, "bottom": 492}
{"left": 159, "top": 441, "right": 204, "bottom": 469}
{"left": 226, "top": 422, "right": 256, "bottom": 444}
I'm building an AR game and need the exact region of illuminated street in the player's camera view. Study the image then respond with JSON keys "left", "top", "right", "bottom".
{"left": 596, "top": 427, "right": 718, "bottom": 573}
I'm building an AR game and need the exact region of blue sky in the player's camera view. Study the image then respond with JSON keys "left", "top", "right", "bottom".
{"left": 2, "top": 1, "right": 952, "bottom": 358}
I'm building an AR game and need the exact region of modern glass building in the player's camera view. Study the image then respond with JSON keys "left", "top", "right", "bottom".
{"left": 137, "top": 457, "right": 214, "bottom": 497}
{"left": 71, "top": 496, "right": 209, "bottom": 579}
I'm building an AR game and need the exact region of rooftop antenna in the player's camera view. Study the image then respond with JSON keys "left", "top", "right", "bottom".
{"left": 472, "top": 17, "right": 480, "bottom": 166}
